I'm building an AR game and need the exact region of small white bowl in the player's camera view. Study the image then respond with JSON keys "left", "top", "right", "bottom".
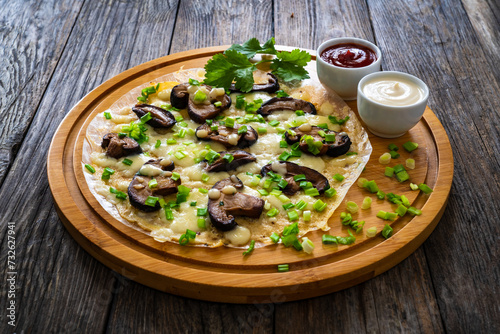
{"left": 317, "top": 37, "right": 382, "bottom": 100}
{"left": 357, "top": 71, "right": 429, "bottom": 138}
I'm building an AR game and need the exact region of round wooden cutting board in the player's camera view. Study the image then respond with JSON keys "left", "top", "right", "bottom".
{"left": 47, "top": 46, "right": 453, "bottom": 303}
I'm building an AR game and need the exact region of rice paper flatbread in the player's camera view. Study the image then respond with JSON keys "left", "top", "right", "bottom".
{"left": 82, "top": 66, "right": 371, "bottom": 248}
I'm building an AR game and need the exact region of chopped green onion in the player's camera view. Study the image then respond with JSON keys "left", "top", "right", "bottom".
{"left": 104, "top": 111, "right": 111, "bottom": 120}
{"left": 418, "top": 183, "right": 433, "bottom": 194}
{"left": 303, "top": 210, "right": 311, "bottom": 221}
{"left": 313, "top": 200, "right": 327, "bottom": 212}
{"left": 324, "top": 133, "right": 336, "bottom": 142}
{"left": 296, "top": 200, "right": 307, "bottom": 210}
{"left": 382, "top": 224, "right": 393, "bottom": 239}
{"left": 109, "top": 187, "right": 127, "bottom": 200}
{"left": 235, "top": 95, "right": 246, "bottom": 109}
{"left": 171, "top": 172, "right": 180, "bottom": 181}
{"left": 267, "top": 207, "right": 279, "bottom": 217}
{"left": 210, "top": 125, "right": 219, "bottom": 131}
{"left": 361, "top": 197, "right": 372, "bottom": 209}
{"left": 165, "top": 209, "right": 174, "bottom": 220}
{"left": 279, "top": 140, "right": 288, "bottom": 148}
{"left": 197, "top": 208, "right": 207, "bottom": 216}
{"left": 283, "top": 203, "right": 295, "bottom": 210}
{"left": 189, "top": 78, "right": 200, "bottom": 85}
{"left": 174, "top": 151, "right": 186, "bottom": 160}
{"left": 277, "top": 264, "right": 289, "bottom": 272}
{"left": 301, "top": 238, "right": 315, "bottom": 254}
{"left": 122, "top": 158, "right": 133, "bottom": 166}
{"left": 346, "top": 201, "right": 358, "bottom": 214}
{"left": 167, "top": 138, "right": 177, "bottom": 145}
{"left": 322, "top": 235, "right": 338, "bottom": 244}
{"left": 408, "top": 206, "right": 422, "bottom": 216}
{"left": 357, "top": 177, "right": 368, "bottom": 188}
{"left": 276, "top": 90, "right": 289, "bottom": 98}
{"left": 257, "top": 127, "right": 267, "bottom": 134}
{"left": 258, "top": 189, "right": 269, "bottom": 196}
{"left": 140, "top": 112, "right": 152, "bottom": 124}
{"left": 325, "top": 187, "right": 337, "bottom": 198}
{"left": 250, "top": 175, "right": 261, "bottom": 186}
{"left": 270, "top": 232, "right": 280, "bottom": 243}
{"left": 205, "top": 150, "right": 220, "bottom": 164}
{"left": 401, "top": 195, "right": 410, "bottom": 207}
{"left": 366, "top": 226, "right": 377, "bottom": 237}
{"left": 295, "top": 109, "right": 305, "bottom": 116}
{"left": 225, "top": 117, "right": 235, "bottom": 128}
{"left": 389, "top": 150, "right": 400, "bottom": 159}
{"left": 101, "top": 167, "right": 115, "bottom": 180}
{"left": 201, "top": 173, "right": 210, "bottom": 182}
{"left": 328, "top": 115, "right": 350, "bottom": 125}
{"left": 193, "top": 90, "right": 207, "bottom": 103}
{"left": 293, "top": 174, "right": 306, "bottom": 182}
{"left": 276, "top": 127, "right": 286, "bottom": 134}
{"left": 199, "top": 188, "right": 208, "bottom": 194}
{"left": 346, "top": 152, "right": 358, "bottom": 156}
{"left": 85, "top": 164, "right": 95, "bottom": 173}
{"left": 242, "top": 240, "right": 255, "bottom": 256}
{"left": 282, "top": 223, "right": 299, "bottom": 236}
{"left": 278, "top": 194, "right": 290, "bottom": 203}
{"left": 269, "top": 120, "right": 280, "bottom": 127}
{"left": 396, "top": 170, "right": 410, "bottom": 182}
{"left": 385, "top": 167, "right": 394, "bottom": 177}
{"left": 148, "top": 178, "right": 158, "bottom": 188}
{"left": 214, "top": 101, "right": 222, "bottom": 107}
{"left": 333, "top": 174, "right": 345, "bottom": 182}
{"left": 410, "top": 183, "right": 419, "bottom": 191}
{"left": 376, "top": 190, "right": 385, "bottom": 200}
{"left": 190, "top": 201, "right": 197, "bottom": 206}
{"left": 179, "top": 229, "right": 196, "bottom": 245}
{"left": 396, "top": 204, "right": 408, "bottom": 216}
{"left": 278, "top": 151, "right": 291, "bottom": 161}
{"left": 223, "top": 154, "right": 234, "bottom": 163}
{"left": 403, "top": 141, "right": 419, "bottom": 152}
{"left": 277, "top": 178, "right": 288, "bottom": 189}
{"left": 145, "top": 196, "right": 159, "bottom": 207}
{"left": 305, "top": 188, "right": 320, "bottom": 197}
{"left": 270, "top": 189, "right": 282, "bottom": 196}
{"left": 287, "top": 210, "right": 299, "bottom": 221}
{"left": 364, "top": 180, "right": 379, "bottom": 193}
{"left": 376, "top": 210, "right": 388, "bottom": 219}
{"left": 379, "top": 152, "right": 392, "bottom": 164}
{"left": 393, "top": 164, "right": 406, "bottom": 174}
{"left": 237, "top": 125, "right": 248, "bottom": 135}
{"left": 175, "top": 115, "right": 184, "bottom": 122}
{"left": 197, "top": 218, "right": 206, "bottom": 229}
{"left": 388, "top": 143, "right": 399, "bottom": 151}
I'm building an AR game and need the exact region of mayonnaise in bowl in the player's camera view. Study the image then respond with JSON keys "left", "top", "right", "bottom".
{"left": 357, "top": 71, "right": 429, "bottom": 138}
{"left": 362, "top": 76, "right": 425, "bottom": 106}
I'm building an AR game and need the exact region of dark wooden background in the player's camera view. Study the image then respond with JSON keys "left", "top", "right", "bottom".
{"left": 1, "top": 0, "right": 499, "bottom": 332}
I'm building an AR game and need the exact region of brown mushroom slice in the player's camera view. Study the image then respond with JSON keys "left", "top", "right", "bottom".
{"left": 229, "top": 73, "right": 280, "bottom": 93}
{"left": 101, "top": 133, "right": 142, "bottom": 159}
{"left": 195, "top": 122, "right": 258, "bottom": 148}
{"left": 128, "top": 159, "right": 179, "bottom": 212}
{"left": 170, "top": 83, "right": 190, "bottom": 109}
{"left": 285, "top": 125, "right": 351, "bottom": 157}
{"left": 208, "top": 176, "right": 264, "bottom": 231}
{"left": 187, "top": 92, "right": 231, "bottom": 123}
{"left": 257, "top": 97, "right": 316, "bottom": 116}
{"left": 260, "top": 161, "right": 329, "bottom": 196}
{"left": 205, "top": 150, "right": 256, "bottom": 173}
{"left": 132, "top": 104, "right": 176, "bottom": 129}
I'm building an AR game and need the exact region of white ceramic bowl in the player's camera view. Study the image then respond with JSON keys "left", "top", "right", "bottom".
{"left": 316, "top": 37, "right": 382, "bottom": 100}
{"left": 357, "top": 71, "right": 429, "bottom": 138}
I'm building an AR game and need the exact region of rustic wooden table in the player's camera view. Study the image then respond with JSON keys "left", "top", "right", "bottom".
{"left": 1, "top": 0, "right": 498, "bottom": 332}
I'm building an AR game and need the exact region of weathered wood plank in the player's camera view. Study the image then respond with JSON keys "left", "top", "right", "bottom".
{"left": 0, "top": 0, "right": 83, "bottom": 186}
{"left": 104, "top": 0, "right": 276, "bottom": 332}
{"left": 367, "top": 0, "right": 500, "bottom": 332}
{"left": 0, "top": 0, "right": 178, "bottom": 332}
{"left": 274, "top": 0, "right": 375, "bottom": 50}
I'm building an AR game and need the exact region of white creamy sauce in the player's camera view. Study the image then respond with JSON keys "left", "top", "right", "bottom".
{"left": 139, "top": 164, "right": 164, "bottom": 176}
{"left": 91, "top": 153, "right": 150, "bottom": 177}
{"left": 362, "top": 76, "right": 424, "bottom": 106}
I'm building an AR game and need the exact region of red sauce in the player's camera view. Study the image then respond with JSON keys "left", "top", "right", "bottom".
{"left": 320, "top": 43, "right": 377, "bottom": 68}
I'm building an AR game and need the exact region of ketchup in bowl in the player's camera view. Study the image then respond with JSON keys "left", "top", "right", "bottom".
{"left": 320, "top": 43, "right": 377, "bottom": 68}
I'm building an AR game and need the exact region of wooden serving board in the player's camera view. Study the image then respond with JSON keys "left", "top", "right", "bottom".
{"left": 47, "top": 46, "right": 453, "bottom": 303}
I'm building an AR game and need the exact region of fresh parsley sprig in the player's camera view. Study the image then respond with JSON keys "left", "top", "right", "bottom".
{"left": 203, "top": 37, "right": 311, "bottom": 92}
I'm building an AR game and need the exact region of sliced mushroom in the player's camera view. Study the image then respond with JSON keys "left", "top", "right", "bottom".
{"left": 229, "top": 73, "right": 280, "bottom": 93}
{"left": 205, "top": 150, "right": 256, "bottom": 173}
{"left": 260, "top": 161, "right": 329, "bottom": 196}
{"left": 170, "top": 83, "right": 190, "bottom": 109}
{"left": 101, "top": 133, "right": 142, "bottom": 159}
{"left": 208, "top": 176, "right": 264, "bottom": 231}
{"left": 132, "top": 104, "right": 176, "bottom": 129}
{"left": 170, "top": 82, "right": 232, "bottom": 123}
{"left": 195, "top": 122, "right": 258, "bottom": 148}
{"left": 285, "top": 125, "right": 351, "bottom": 157}
{"left": 128, "top": 159, "right": 179, "bottom": 212}
{"left": 257, "top": 97, "right": 316, "bottom": 116}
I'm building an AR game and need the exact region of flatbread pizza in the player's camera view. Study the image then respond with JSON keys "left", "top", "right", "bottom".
{"left": 82, "top": 63, "right": 371, "bottom": 249}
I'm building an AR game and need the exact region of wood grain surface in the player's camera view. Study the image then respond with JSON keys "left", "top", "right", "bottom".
{"left": 0, "top": 0, "right": 498, "bottom": 332}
